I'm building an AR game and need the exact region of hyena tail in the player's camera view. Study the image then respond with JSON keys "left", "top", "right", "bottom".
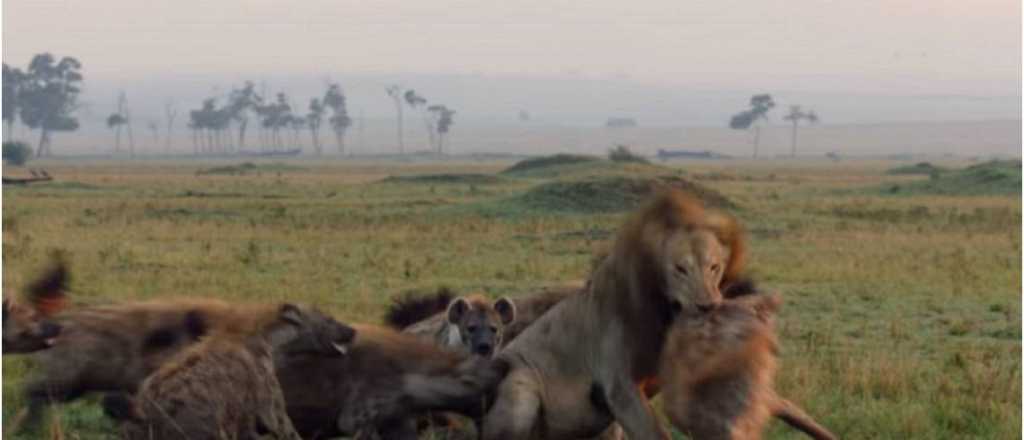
{"left": 772, "top": 395, "right": 837, "bottom": 440}
{"left": 403, "top": 357, "right": 509, "bottom": 418}
{"left": 101, "top": 393, "right": 143, "bottom": 422}
{"left": 384, "top": 287, "right": 456, "bottom": 329}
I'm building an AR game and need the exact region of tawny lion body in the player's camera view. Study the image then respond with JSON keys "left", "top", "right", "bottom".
{"left": 483, "top": 190, "right": 744, "bottom": 440}
{"left": 106, "top": 304, "right": 355, "bottom": 440}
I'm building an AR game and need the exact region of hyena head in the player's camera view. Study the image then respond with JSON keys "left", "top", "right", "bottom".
{"left": 268, "top": 304, "right": 357, "bottom": 357}
{"left": 2, "top": 259, "right": 69, "bottom": 354}
{"left": 445, "top": 295, "right": 516, "bottom": 358}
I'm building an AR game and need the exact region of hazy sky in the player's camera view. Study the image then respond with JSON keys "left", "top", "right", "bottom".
{"left": 3, "top": 0, "right": 1020, "bottom": 95}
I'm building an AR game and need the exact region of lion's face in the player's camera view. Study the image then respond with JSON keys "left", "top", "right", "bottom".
{"left": 661, "top": 228, "right": 727, "bottom": 313}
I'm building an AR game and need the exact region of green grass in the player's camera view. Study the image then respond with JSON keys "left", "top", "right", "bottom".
{"left": 2, "top": 158, "right": 1020, "bottom": 439}
{"left": 882, "top": 160, "right": 1021, "bottom": 196}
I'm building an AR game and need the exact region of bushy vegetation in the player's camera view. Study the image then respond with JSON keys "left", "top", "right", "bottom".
{"left": 885, "top": 161, "right": 946, "bottom": 176}
{"left": 2, "top": 159, "right": 1019, "bottom": 439}
{"left": 195, "top": 162, "right": 307, "bottom": 176}
{"left": 380, "top": 173, "right": 507, "bottom": 185}
{"left": 607, "top": 144, "right": 650, "bottom": 164}
{"left": 2, "top": 141, "right": 32, "bottom": 166}
{"left": 500, "top": 153, "right": 602, "bottom": 175}
{"left": 506, "top": 175, "right": 734, "bottom": 214}
{"left": 884, "top": 160, "right": 1021, "bottom": 196}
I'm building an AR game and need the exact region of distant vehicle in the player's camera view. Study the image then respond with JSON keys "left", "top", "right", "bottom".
{"left": 605, "top": 117, "right": 638, "bottom": 128}
{"left": 656, "top": 149, "right": 732, "bottom": 161}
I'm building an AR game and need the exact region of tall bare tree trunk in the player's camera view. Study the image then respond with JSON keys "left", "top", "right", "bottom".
{"left": 752, "top": 125, "right": 761, "bottom": 159}
{"left": 395, "top": 100, "right": 404, "bottom": 154}
{"left": 36, "top": 129, "right": 49, "bottom": 157}
{"left": 790, "top": 121, "right": 798, "bottom": 158}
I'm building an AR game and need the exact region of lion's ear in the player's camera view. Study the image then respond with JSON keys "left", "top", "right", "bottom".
{"left": 446, "top": 298, "right": 470, "bottom": 324}
{"left": 704, "top": 210, "right": 746, "bottom": 285}
{"left": 493, "top": 297, "right": 516, "bottom": 325}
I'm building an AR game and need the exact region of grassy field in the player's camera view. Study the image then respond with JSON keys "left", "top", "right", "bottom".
{"left": 2, "top": 157, "right": 1020, "bottom": 439}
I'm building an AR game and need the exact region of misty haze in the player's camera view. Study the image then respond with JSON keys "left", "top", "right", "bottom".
{"left": 1, "top": 2, "right": 1021, "bottom": 440}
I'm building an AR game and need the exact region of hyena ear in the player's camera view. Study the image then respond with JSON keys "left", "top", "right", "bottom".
{"left": 279, "top": 303, "right": 305, "bottom": 326}
{"left": 446, "top": 298, "right": 470, "bottom": 324}
{"left": 493, "top": 297, "right": 516, "bottom": 325}
{"left": 27, "top": 258, "right": 69, "bottom": 317}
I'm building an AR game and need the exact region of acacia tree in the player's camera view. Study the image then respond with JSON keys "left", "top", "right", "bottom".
{"left": 228, "top": 81, "right": 260, "bottom": 152}
{"left": 2, "top": 63, "right": 27, "bottom": 141}
{"left": 307, "top": 98, "right": 325, "bottom": 155}
{"left": 729, "top": 94, "right": 775, "bottom": 158}
{"left": 107, "top": 91, "right": 128, "bottom": 153}
{"left": 385, "top": 85, "right": 405, "bottom": 154}
{"left": 18, "top": 53, "right": 83, "bottom": 157}
{"left": 782, "top": 105, "right": 819, "bottom": 157}
{"left": 427, "top": 105, "right": 455, "bottom": 155}
{"left": 403, "top": 89, "right": 434, "bottom": 151}
{"left": 164, "top": 99, "right": 177, "bottom": 153}
{"left": 323, "top": 84, "right": 351, "bottom": 154}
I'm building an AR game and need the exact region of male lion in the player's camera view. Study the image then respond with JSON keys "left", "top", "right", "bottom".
{"left": 660, "top": 293, "right": 836, "bottom": 440}
{"left": 482, "top": 189, "right": 742, "bottom": 439}
{"left": 104, "top": 303, "right": 355, "bottom": 440}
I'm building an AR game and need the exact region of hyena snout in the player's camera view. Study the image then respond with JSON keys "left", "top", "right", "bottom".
{"left": 473, "top": 341, "right": 494, "bottom": 357}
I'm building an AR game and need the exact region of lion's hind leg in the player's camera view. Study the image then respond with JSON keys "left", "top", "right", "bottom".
{"left": 482, "top": 369, "right": 541, "bottom": 440}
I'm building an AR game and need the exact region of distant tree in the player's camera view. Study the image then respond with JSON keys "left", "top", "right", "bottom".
{"left": 2, "top": 63, "right": 27, "bottom": 141}
{"left": 427, "top": 105, "right": 455, "bottom": 155}
{"left": 307, "top": 97, "right": 325, "bottom": 155}
{"left": 147, "top": 120, "right": 160, "bottom": 148}
{"left": 164, "top": 99, "right": 177, "bottom": 153}
{"left": 189, "top": 98, "right": 221, "bottom": 154}
{"left": 323, "top": 84, "right": 351, "bottom": 155}
{"left": 17, "top": 53, "right": 83, "bottom": 157}
{"left": 256, "top": 92, "right": 294, "bottom": 152}
{"left": 782, "top": 105, "right": 819, "bottom": 157}
{"left": 729, "top": 94, "right": 775, "bottom": 158}
{"left": 106, "top": 91, "right": 128, "bottom": 153}
{"left": 3, "top": 141, "right": 33, "bottom": 166}
{"left": 385, "top": 85, "right": 405, "bottom": 154}
{"left": 228, "top": 81, "right": 260, "bottom": 152}
{"left": 403, "top": 89, "right": 434, "bottom": 151}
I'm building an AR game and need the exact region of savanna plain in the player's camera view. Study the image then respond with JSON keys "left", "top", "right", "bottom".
{"left": 2, "top": 156, "right": 1020, "bottom": 439}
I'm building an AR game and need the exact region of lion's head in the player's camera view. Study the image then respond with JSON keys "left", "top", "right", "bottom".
{"left": 608, "top": 189, "right": 746, "bottom": 315}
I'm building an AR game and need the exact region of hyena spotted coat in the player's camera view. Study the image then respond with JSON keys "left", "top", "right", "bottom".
{"left": 105, "top": 304, "right": 356, "bottom": 440}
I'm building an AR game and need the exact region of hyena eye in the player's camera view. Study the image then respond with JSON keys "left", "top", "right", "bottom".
{"left": 710, "top": 263, "right": 721, "bottom": 274}
{"left": 675, "top": 264, "right": 688, "bottom": 276}
{"left": 488, "top": 326, "right": 497, "bottom": 333}
{"left": 467, "top": 325, "right": 479, "bottom": 333}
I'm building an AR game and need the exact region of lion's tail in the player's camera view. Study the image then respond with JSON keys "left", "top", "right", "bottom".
{"left": 772, "top": 395, "right": 837, "bottom": 440}
{"left": 384, "top": 287, "right": 456, "bottom": 329}
{"left": 403, "top": 357, "right": 510, "bottom": 418}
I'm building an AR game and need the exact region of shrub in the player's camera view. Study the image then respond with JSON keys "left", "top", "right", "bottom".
{"left": 608, "top": 145, "right": 649, "bottom": 164}
{"left": 3, "top": 141, "right": 32, "bottom": 166}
